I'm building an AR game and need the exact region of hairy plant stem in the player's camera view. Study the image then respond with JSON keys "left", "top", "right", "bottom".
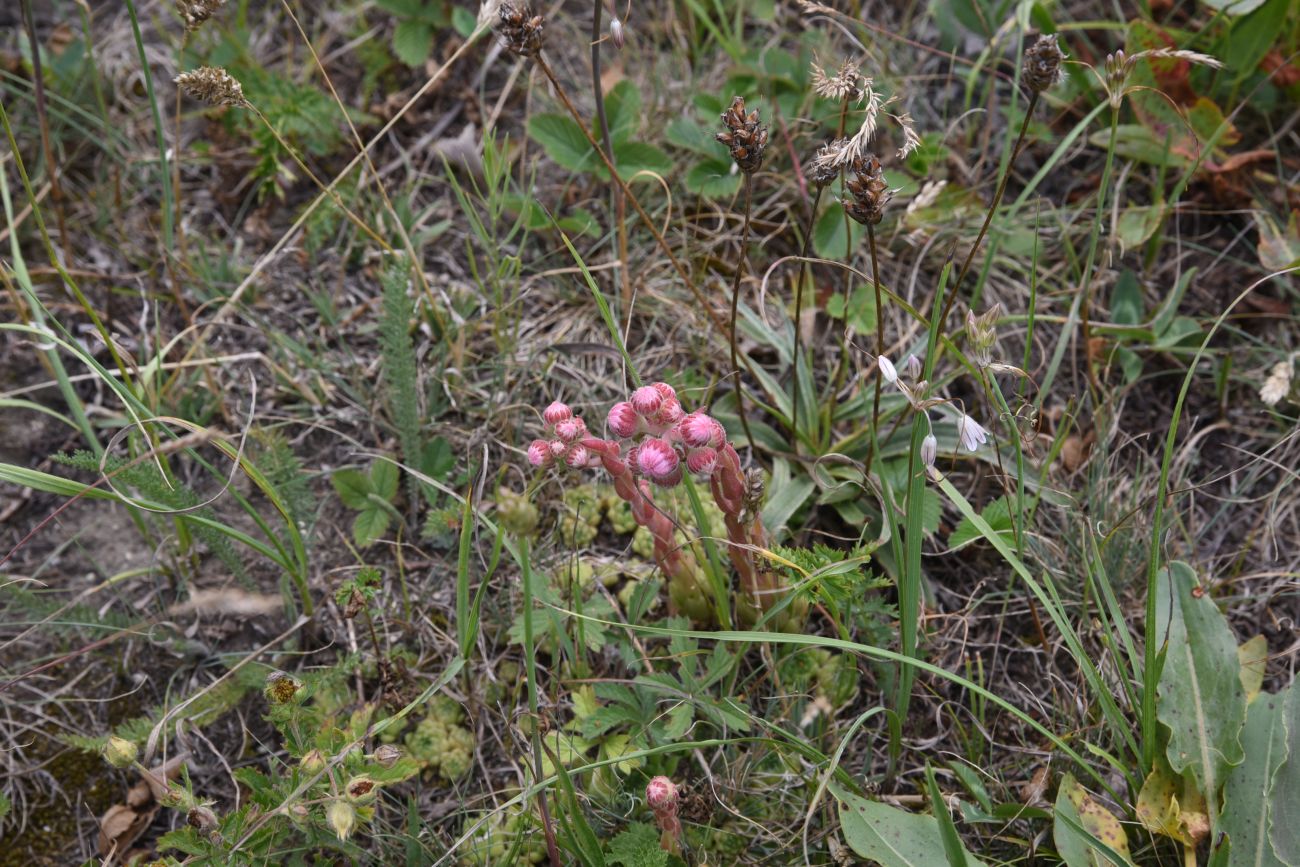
{"left": 729, "top": 173, "right": 758, "bottom": 451}
{"left": 865, "top": 223, "right": 884, "bottom": 468}
{"left": 935, "top": 90, "right": 1039, "bottom": 332}
{"left": 589, "top": 0, "right": 631, "bottom": 312}
{"left": 790, "top": 185, "right": 824, "bottom": 448}
{"left": 535, "top": 56, "right": 734, "bottom": 342}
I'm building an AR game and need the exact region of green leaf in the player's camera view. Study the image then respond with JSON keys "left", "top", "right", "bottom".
{"left": 814, "top": 202, "right": 867, "bottom": 259}
{"left": 835, "top": 785, "right": 990, "bottom": 867}
{"left": 949, "top": 496, "right": 1013, "bottom": 549}
{"left": 1219, "top": 685, "right": 1289, "bottom": 867}
{"left": 611, "top": 141, "right": 672, "bottom": 182}
{"left": 684, "top": 158, "right": 741, "bottom": 198}
{"left": 1116, "top": 205, "right": 1164, "bottom": 255}
{"left": 1201, "top": 0, "right": 1266, "bottom": 11}
{"left": 528, "top": 113, "right": 599, "bottom": 174}
{"left": 332, "top": 468, "right": 373, "bottom": 509}
{"left": 419, "top": 436, "right": 455, "bottom": 480}
{"left": 760, "top": 458, "right": 815, "bottom": 537}
{"left": 353, "top": 507, "right": 390, "bottom": 547}
{"left": 1155, "top": 562, "right": 1247, "bottom": 803}
{"left": 1110, "top": 270, "right": 1144, "bottom": 326}
{"left": 372, "top": 0, "right": 423, "bottom": 15}
{"left": 664, "top": 118, "right": 718, "bottom": 155}
{"left": 451, "top": 5, "right": 477, "bottom": 37}
{"left": 1089, "top": 125, "right": 1190, "bottom": 168}
{"left": 825, "top": 284, "right": 878, "bottom": 334}
{"left": 1054, "top": 773, "right": 1135, "bottom": 866}
{"left": 391, "top": 20, "right": 433, "bottom": 66}
{"left": 371, "top": 458, "right": 399, "bottom": 501}
{"left": 604, "top": 80, "right": 641, "bottom": 144}
{"left": 1269, "top": 685, "right": 1300, "bottom": 863}
{"left": 606, "top": 822, "right": 668, "bottom": 867}
{"left": 1238, "top": 635, "right": 1269, "bottom": 704}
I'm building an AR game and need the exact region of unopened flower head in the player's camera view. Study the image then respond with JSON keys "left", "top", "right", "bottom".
{"left": 554, "top": 417, "right": 587, "bottom": 443}
{"left": 717, "top": 96, "right": 769, "bottom": 175}
{"left": 542, "top": 401, "right": 572, "bottom": 425}
{"left": 1023, "top": 34, "right": 1066, "bottom": 93}
{"left": 877, "top": 355, "right": 898, "bottom": 384}
{"left": 103, "top": 736, "right": 138, "bottom": 769}
{"left": 327, "top": 799, "right": 357, "bottom": 841}
{"left": 646, "top": 776, "right": 679, "bottom": 812}
{"left": 631, "top": 385, "right": 663, "bottom": 416}
{"left": 608, "top": 16, "right": 625, "bottom": 49}
{"left": 921, "top": 433, "right": 937, "bottom": 469}
{"left": 966, "top": 304, "right": 1002, "bottom": 368}
{"left": 176, "top": 0, "right": 227, "bottom": 32}
{"left": 637, "top": 438, "right": 681, "bottom": 486}
{"left": 685, "top": 446, "right": 718, "bottom": 476}
{"left": 372, "top": 744, "right": 402, "bottom": 768}
{"left": 680, "top": 412, "right": 724, "bottom": 449}
{"left": 175, "top": 66, "right": 246, "bottom": 107}
{"left": 495, "top": 3, "right": 544, "bottom": 57}
{"left": 527, "top": 439, "right": 553, "bottom": 467}
{"left": 1260, "top": 359, "right": 1293, "bottom": 406}
{"left": 607, "top": 401, "right": 640, "bottom": 438}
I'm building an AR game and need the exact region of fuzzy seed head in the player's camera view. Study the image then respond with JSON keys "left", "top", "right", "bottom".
{"left": 327, "top": 799, "right": 357, "bottom": 841}
{"left": 496, "top": 3, "right": 544, "bottom": 57}
{"left": 174, "top": 66, "right": 246, "bottom": 107}
{"left": 1023, "top": 34, "right": 1066, "bottom": 94}
{"left": 542, "top": 401, "right": 572, "bottom": 425}
{"left": 373, "top": 745, "right": 402, "bottom": 768}
{"left": 607, "top": 402, "right": 640, "bottom": 439}
{"left": 1261, "top": 359, "right": 1293, "bottom": 406}
{"left": 527, "top": 439, "right": 553, "bottom": 467}
{"left": 176, "top": 0, "right": 227, "bottom": 32}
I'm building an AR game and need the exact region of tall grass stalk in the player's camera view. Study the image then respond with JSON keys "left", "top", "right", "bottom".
{"left": 728, "top": 173, "right": 758, "bottom": 450}
{"left": 517, "top": 536, "right": 563, "bottom": 866}
{"left": 789, "top": 186, "right": 824, "bottom": 448}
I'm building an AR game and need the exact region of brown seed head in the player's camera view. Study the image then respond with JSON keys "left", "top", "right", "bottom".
{"left": 496, "top": 3, "right": 544, "bottom": 58}
{"left": 1023, "top": 34, "right": 1065, "bottom": 94}
{"left": 174, "top": 66, "right": 246, "bottom": 107}
{"left": 842, "top": 154, "right": 893, "bottom": 226}
{"left": 716, "top": 96, "right": 768, "bottom": 175}
{"left": 808, "top": 139, "right": 848, "bottom": 188}
{"left": 176, "top": 0, "right": 226, "bottom": 32}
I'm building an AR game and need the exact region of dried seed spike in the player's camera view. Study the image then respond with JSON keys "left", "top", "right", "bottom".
{"left": 1023, "top": 33, "right": 1066, "bottom": 94}
{"left": 174, "top": 66, "right": 246, "bottom": 107}
{"left": 716, "top": 95, "right": 768, "bottom": 174}
{"left": 495, "top": 2, "right": 544, "bottom": 57}
{"left": 176, "top": 0, "right": 226, "bottom": 32}
{"left": 842, "top": 153, "right": 893, "bottom": 226}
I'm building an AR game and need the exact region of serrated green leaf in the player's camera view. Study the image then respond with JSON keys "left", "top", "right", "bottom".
{"left": 684, "top": 158, "right": 741, "bottom": 198}
{"left": 371, "top": 458, "right": 399, "bottom": 501}
{"left": 391, "top": 20, "right": 433, "bottom": 66}
{"left": 1155, "top": 562, "right": 1247, "bottom": 804}
{"left": 332, "top": 468, "right": 373, "bottom": 509}
{"left": 1054, "top": 773, "right": 1134, "bottom": 866}
{"left": 604, "top": 80, "right": 641, "bottom": 144}
{"left": 611, "top": 141, "right": 672, "bottom": 182}
{"left": 814, "top": 202, "right": 867, "bottom": 259}
{"left": 834, "top": 785, "right": 989, "bottom": 867}
{"left": 528, "top": 113, "right": 599, "bottom": 174}
{"left": 664, "top": 117, "right": 718, "bottom": 155}
{"left": 1220, "top": 685, "right": 1288, "bottom": 867}
{"left": 353, "top": 507, "right": 390, "bottom": 547}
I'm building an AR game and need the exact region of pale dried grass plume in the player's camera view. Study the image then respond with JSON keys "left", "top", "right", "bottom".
{"left": 174, "top": 66, "right": 246, "bottom": 107}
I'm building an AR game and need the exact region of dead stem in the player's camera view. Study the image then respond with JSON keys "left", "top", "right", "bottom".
{"left": 729, "top": 172, "right": 757, "bottom": 451}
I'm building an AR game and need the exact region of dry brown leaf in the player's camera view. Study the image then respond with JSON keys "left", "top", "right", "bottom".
{"left": 1060, "top": 435, "right": 1091, "bottom": 473}
{"left": 97, "top": 802, "right": 156, "bottom": 859}
{"left": 168, "top": 588, "right": 281, "bottom": 619}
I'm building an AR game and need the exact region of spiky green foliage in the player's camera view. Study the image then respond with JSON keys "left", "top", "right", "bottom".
{"left": 251, "top": 428, "right": 317, "bottom": 543}
{"left": 378, "top": 259, "right": 422, "bottom": 503}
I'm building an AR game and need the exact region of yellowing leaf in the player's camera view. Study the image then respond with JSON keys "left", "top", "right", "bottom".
{"left": 1239, "top": 635, "right": 1268, "bottom": 704}
{"left": 1055, "top": 773, "right": 1134, "bottom": 866}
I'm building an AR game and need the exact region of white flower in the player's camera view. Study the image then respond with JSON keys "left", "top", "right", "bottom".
{"left": 920, "top": 433, "right": 937, "bottom": 468}
{"left": 957, "top": 414, "right": 988, "bottom": 452}
{"left": 877, "top": 355, "right": 898, "bottom": 384}
{"left": 1260, "top": 360, "right": 1293, "bottom": 407}
{"left": 904, "top": 354, "right": 922, "bottom": 379}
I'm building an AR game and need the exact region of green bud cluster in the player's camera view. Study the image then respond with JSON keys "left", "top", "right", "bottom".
{"left": 404, "top": 697, "right": 474, "bottom": 781}
{"left": 778, "top": 648, "right": 858, "bottom": 709}
{"left": 496, "top": 487, "right": 539, "bottom": 536}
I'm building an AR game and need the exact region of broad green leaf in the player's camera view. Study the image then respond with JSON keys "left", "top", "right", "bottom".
{"left": 419, "top": 436, "right": 455, "bottom": 480}
{"left": 390, "top": 20, "right": 432, "bottom": 67}
{"left": 684, "top": 158, "right": 740, "bottom": 198}
{"left": 1110, "top": 270, "right": 1144, "bottom": 326}
{"left": 603, "top": 80, "right": 641, "bottom": 144}
{"left": 1220, "top": 685, "right": 1289, "bottom": 867}
{"left": 1269, "top": 685, "right": 1300, "bottom": 863}
{"left": 1155, "top": 562, "right": 1247, "bottom": 803}
{"left": 1089, "top": 125, "right": 1190, "bottom": 168}
{"left": 1201, "top": 0, "right": 1266, "bottom": 12}
{"left": 611, "top": 141, "right": 672, "bottom": 182}
{"left": 352, "top": 507, "right": 389, "bottom": 547}
{"left": 331, "top": 468, "right": 373, "bottom": 509}
{"left": 1238, "top": 635, "right": 1269, "bottom": 704}
{"left": 1223, "top": 0, "right": 1290, "bottom": 81}
{"left": 664, "top": 117, "right": 718, "bottom": 155}
{"left": 1055, "top": 773, "right": 1134, "bottom": 866}
{"left": 949, "top": 496, "right": 1014, "bottom": 550}
{"left": 371, "top": 458, "right": 399, "bottom": 501}
{"left": 835, "top": 785, "right": 989, "bottom": 867}
{"left": 1116, "top": 205, "right": 1164, "bottom": 255}
{"left": 528, "top": 113, "right": 599, "bottom": 174}
{"left": 760, "top": 458, "right": 815, "bottom": 537}
{"left": 813, "top": 202, "right": 866, "bottom": 259}
{"left": 825, "top": 284, "right": 877, "bottom": 334}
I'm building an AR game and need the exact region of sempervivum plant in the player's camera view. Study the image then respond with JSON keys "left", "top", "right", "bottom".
{"left": 528, "top": 383, "right": 804, "bottom": 628}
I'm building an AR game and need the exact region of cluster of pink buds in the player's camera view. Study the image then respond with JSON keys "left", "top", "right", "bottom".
{"left": 646, "top": 776, "right": 682, "bottom": 855}
{"left": 527, "top": 401, "right": 602, "bottom": 471}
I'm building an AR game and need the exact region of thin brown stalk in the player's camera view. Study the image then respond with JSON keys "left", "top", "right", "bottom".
{"left": 790, "top": 185, "right": 824, "bottom": 448}
{"left": 865, "top": 222, "right": 884, "bottom": 467}
{"left": 589, "top": 0, "right": 631, "bottom": 313}
{"left": 729, "top": 172, "right": 757, "bottom": 451}
{"left": 935, "top": 90, "right": 1039, "bottom": 331}
{"left": 20, "top": 0, "right": 70, "bottom": 255}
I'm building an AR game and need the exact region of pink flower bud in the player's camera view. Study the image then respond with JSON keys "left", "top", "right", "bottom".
{"left": 631, "top": 385, "right": 663, "bottom": 416}
{"left": 542, "top": 401, "right": 572, "bottom": 426}
{"left": 636, "top": 437, "right": 679, "bottom": 482}
{"left": 646, "top": 776, "right": 678, "bottom": 812}
{"left": 651, "top": 465, "right": 682, "bottom": 488}
{"left": 527, "top": 439, "right": 553, "bottom": 467}
{"left": 554, "top": 417, "right": 587, "bottom": 443}
{"left": 655, "top": 399, "right": 684, "bottom": 427}
{"left": 679, "top": 413, "right": 724, "bottom": 449}
{"left": 685, "top": 447, "right": 717, "bottom": 475}
{"left": 608, "top": 16, "right": 625, "bottom": 49}
{"left": 651, "top": 382, "right": 677, "bottom": 402}
{"left": 607, "top": 401, "right": 640, "bottom": 439}
{"left": 565, "top": 444, "right": 591, "bottom": 468}
{"left": 549, "top": 440, "right": 567, "bottom": 458}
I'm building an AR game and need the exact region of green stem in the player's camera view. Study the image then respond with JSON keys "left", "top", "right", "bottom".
{"left": 729, "top": 173, "right": 757, "bottom": 451}
{"left": 790, "top": 185, "right": 824, "bottom": 449}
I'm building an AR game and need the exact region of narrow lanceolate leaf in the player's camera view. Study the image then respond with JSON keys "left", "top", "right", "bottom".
{"left": 1154, "top": 562, "right": 1246, "bottom": 813}
{"left": 1219, "top": 685, "right": 1288, "bottom": 867}
{"left": 1054, "top": 773, "right": 1134, "bottom": 867}
{"left": 1269, "top": 685, "right": 1300, "bottom": 864}
{"left": 834, "top": 785, "right": 989, "bottom": 867}
{"left": 1238, "top": 636, "right": 1269, "bottom": 704}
